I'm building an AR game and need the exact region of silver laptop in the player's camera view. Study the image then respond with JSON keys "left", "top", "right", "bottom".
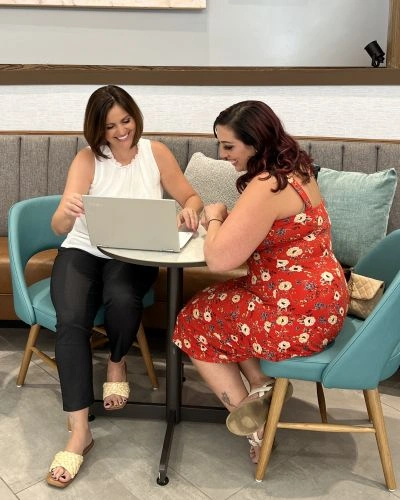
{"left": 83, "top": 196, "right": 193, "bottom": 252}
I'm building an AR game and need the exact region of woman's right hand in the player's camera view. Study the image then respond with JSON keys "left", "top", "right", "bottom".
{"left": 51, "top": 148, "right": 95, "bottom": 236}
{"left": 62, "top": 193, "right": 85, "bottom": 219}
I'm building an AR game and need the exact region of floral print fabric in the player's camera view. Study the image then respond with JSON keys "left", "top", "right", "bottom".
{"left": 173, "top": 178, "right": 349, "bottom": 362}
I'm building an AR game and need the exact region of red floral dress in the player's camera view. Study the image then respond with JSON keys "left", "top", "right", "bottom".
{"left": 173, "top": 178, "right": 349, "bottom": 363}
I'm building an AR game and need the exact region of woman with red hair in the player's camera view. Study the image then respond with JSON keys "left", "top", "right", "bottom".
{"left": 173, "top": 100, "right": 348, "bottom": 463}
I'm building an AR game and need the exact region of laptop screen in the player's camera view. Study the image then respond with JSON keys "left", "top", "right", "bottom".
{"left": 83, "top": 196, "right": 193, "bottom": 252}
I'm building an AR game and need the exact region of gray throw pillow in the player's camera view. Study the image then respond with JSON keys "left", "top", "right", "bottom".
{"left": 318, "top": 167, "right": 398, "bottom": 267}
{"left": 184, "top": 152, "right": 241, "bottom": 211}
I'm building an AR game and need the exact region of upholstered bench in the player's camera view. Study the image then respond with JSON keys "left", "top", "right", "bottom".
{"left": 1, "top": 133, "right": 399, "bottom": 329}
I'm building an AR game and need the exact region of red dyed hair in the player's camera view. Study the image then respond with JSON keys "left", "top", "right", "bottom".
{"left": 213, "top": 100, "right": 314, "bottom": 193}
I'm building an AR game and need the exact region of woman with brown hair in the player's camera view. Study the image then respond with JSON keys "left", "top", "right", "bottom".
{"left": 48, "top": 85, "right": 203, "bottom": 488}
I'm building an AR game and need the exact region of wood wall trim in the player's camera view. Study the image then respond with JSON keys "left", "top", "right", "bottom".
{"left": 1, "top": 65, "right": 400, "bottom": 85}
{"left": 0, "top": 130, "right": 214, "bottom": 137}
{"left": 1, "top": 2, "right": 399, "bottom": 86}
{"left": 1, "top": 131, "right": 400, "bottom": 144}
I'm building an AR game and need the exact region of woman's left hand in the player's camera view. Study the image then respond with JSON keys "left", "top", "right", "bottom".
{"left": 177, "top": 207, "right": 200, "bottom": 232}
{"left": 201, "top": 203, "right": 228, "bottom": 230}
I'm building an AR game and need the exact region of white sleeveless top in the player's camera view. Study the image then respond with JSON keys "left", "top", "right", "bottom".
{"left": 62, "top": 138, "right": 162, "bottom": 258}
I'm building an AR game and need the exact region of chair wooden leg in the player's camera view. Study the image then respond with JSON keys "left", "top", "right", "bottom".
{"left": 364, "top": 389, "right": 396, "bottom": 491}
{"left": 16, "top": 324, "right": 41, "bottom": 387}
{"left": 316, "top": 382, "right": 328, "bottom": 423}
{"left": 255, "top": 378, "right": 289, "bottom": 482}
{"left": 363, "top": 389, "right": 373, "bottom": 423}
{"left": 135, "top": 323, "right": 159, "bottom": 390}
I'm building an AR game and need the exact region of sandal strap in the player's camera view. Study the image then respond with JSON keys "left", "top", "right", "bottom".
{"left": 247, "top": 381, "right": 274, "bottom": 398}
{"left": 103, "top": 381, "right": 130, "bottom": 399}
{"left": 247, "top": 431, "right": 263, "bottom": 447}
{"left": 49, "top": 451, "right": 83, "bottom": 479}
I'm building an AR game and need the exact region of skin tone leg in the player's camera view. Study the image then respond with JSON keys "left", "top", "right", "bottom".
{"left": 50, "top": 408, "right": 93, "bottom": 483}
{"left": 190, "top": 358, "right": 249, "bottom": 410}
{"left": 191, "top": 357, "right": 272, "bottom": 464}
{"left": 190, "top": 357, "right": 272, "bottom": 410}
{"left": 104, "top": 356, "right": 128, "bottom": 409}
{"left": 238, "top": 358, "right": 275, "bottom": 397}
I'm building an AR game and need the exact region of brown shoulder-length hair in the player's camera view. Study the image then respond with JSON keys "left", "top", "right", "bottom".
{"left": 83, "top": 85, "right": 143, "bottom": 159}
{"left": 213, "top": 100, "right": 314, "bottom": 193}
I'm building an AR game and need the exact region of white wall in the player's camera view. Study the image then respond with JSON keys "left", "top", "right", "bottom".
{"left": 0, "top": 0, "right": 389, "bottom": 66}
{"left": 1, "top": 85, "right": 400, "bottom": 139}
{"left": 1, "top": 1, "right": 395, "bottom": 139}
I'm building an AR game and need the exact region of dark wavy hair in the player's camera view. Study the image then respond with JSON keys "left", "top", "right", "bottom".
{"left": 213, "top": 100, "right": 314, "bottom": 193}
{"left": 84, "top": 85, "right": 143, "bottom": 159}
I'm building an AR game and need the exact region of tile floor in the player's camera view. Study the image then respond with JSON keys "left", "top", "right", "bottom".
{"left": 1, "top": 324, "right": 399, "bottom": 500}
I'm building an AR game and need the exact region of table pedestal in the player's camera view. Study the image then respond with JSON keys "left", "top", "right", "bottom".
{"left": 94, "top": 236, "right": 228, "bottom": 485}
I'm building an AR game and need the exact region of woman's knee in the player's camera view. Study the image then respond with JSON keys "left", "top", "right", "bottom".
{"left": 55, "top": 310, "right": 95, "bottom": 342}
{"left": 105, "top": 291, "right": 143, "bottom": 317}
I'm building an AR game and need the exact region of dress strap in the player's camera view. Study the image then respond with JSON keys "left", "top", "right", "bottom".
{"left": 287, "top": 177, "right": 312, "bottom": 210}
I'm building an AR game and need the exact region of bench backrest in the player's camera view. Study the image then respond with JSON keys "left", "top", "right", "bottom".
{"left": 1, "top": 134, "right": 399, "bottom": 236}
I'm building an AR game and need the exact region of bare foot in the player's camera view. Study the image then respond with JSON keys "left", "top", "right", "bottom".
{"left": 103, "top": 357, "right": 128, "bottom": 409}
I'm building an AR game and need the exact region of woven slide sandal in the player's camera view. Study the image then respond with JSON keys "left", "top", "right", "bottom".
{"left": 47, "top": 439, "right": 94, "bottom": 488}
{"left": 226, "top": 380, "right": 293, "bottom": 436}
{"left": 103, "top": 381, "right": 130, "bottom": 411}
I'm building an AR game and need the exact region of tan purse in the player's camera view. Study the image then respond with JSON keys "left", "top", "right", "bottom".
{"left": 347, "top": 272, "right": 385, "bottom": 319}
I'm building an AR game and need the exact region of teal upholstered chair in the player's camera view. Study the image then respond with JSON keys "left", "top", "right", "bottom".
{"left": 8, "top": 195, "right": 158, "bottom": 389}
{"left": 256, "top": 229, "right": 400, "bottom": 491}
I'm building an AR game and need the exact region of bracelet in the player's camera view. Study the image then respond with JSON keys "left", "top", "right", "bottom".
{"left": 208, "top": 218, "right": 223, "bottom": 224}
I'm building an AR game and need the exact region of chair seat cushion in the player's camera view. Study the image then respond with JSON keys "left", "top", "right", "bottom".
{"left": 260, "top": 317, "right": 363, "bottom": 382}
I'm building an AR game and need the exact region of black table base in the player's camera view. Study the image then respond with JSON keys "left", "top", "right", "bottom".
{"left": 92, "top": 247, "right": 223, "bottom": 486}
{"left": 91, "top": 392, "right": 228, "bottom": 486}
{"left": 91, "top": 400, "right": 227, "bottom": 423}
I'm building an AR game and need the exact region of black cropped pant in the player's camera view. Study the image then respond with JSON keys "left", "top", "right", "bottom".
{"left": 50, "top": 247, "right": 158, "bottom": 412}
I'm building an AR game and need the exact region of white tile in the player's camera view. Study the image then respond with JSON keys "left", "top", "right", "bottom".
{"left": 0, "top": 479, "right": 17, "bottom": 500}
{"left": 1, "top": 325, "right": 400, "bottom": 500}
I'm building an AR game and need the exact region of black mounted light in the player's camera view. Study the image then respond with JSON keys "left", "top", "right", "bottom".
{"left": 364, "top": 40, "right": 385, "bottom": 68}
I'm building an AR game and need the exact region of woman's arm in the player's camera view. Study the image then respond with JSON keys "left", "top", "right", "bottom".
{"left": 51, "top": 148, "right": 95, "bottom": 235}
{"left": 202, "top": 176, "right": 283, "bottom": 272}
{"left": 204, "top": 174, "right": 322, "bottom": 272}
{"left": 151, "top": 141, "right": 203, "bottom": 230}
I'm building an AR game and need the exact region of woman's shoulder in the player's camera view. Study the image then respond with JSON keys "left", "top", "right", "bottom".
{"left": 247, "top": 172, "right": 279, "bottom": 193}
{"left": 71, "top": 146, "right": 95, "bottom": 170}
{"left": 76, "top": 145, "right": 95, "bottom": 160}
{"left": 148, "top": 139, "right": 175, "bottom": 164}
{"left": 148, "top": 139, "right": 169, "bottom": 153}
